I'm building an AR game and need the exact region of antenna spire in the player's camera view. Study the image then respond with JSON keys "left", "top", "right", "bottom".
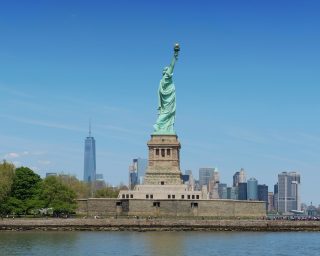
{"left": 89, "top": 119, "right": 92, "bottom": 137}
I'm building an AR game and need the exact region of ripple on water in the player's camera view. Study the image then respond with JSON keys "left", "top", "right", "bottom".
{"left": 0, "top": 231, "right": 320, "bottom": 256}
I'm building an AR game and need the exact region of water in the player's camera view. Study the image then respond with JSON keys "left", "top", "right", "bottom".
{"left": 0, "top": 231, "right": 320, "bottom": 256}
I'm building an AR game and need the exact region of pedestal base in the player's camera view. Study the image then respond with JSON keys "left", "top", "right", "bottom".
{"left": 143, "top": 134, "right": 183, "bottom": 185}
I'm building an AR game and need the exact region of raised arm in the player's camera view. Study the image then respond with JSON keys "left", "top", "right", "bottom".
{"left": 168, "top": 55, "right": 177, "bottom": 74}
{"left": 168, "top": 43, "right": 180, "bottom": 74}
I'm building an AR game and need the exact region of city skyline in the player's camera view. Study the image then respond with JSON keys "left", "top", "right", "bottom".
{"left": 1, "top": 1, "right": 320, "bottom": 204}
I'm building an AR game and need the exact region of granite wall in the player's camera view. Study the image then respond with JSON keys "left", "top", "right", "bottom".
{"left": 77, "top": 198, "right": 266, "bottom": 218}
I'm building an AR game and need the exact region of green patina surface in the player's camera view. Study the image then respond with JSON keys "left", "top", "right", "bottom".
{"left": 153, "top": 44, "right": 180, "bottom": 135}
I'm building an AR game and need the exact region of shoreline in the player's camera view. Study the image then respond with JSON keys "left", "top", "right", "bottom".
{"left": 1, "top": 218, "right": 320, "bottom": 232}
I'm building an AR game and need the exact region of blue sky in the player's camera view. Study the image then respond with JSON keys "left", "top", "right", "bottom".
{"left": 1, "top": 1, "right": 320, "bottom": 204}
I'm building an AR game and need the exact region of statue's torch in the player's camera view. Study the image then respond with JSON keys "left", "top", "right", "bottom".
{"left": 174, "top": 43, "right": 180, "bottom": 59}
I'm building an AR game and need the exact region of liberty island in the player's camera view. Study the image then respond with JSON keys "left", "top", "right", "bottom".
{"left": 78, "top": 45, "right": 266, "bottom": 218}
{"left": 0, "top": 44, "right": 318, "bottom": 231}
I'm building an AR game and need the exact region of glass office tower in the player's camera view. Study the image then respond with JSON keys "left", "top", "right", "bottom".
{"left": 83, "top": 127, "right": 96, "bottom": 183}
{"left": 247, "top": 177, "right": 258, "bottom": 200}
{"left": 278, "top": 172, "right": 301, "bottom": 213}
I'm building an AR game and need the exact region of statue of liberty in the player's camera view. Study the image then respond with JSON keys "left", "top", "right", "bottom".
{"left": 153, "top": 44, "right": 180, "bottom": 134}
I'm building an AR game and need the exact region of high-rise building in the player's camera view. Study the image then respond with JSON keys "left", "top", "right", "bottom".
{"left": 218, "top": 183, "right": 227, "bottom": 199}
{"left": 239, "top": 168, "right": 246, "bottom": 183}
{"left": 136, "top": 157, "right": 148, "bottom": 184}
{"left": 128, "top": 157, "right": 148, "bottom": 189}
{"left": 274, "top": 183, "right": 278, "bottom": 211}
{"left": 274, "top": 183, "right": 278, "bottom": 194}
{"left": 258, "top": 184, "right": 268, "bottom": 211}
{"left": 233, "top": 172, "right": 240, "bottom": 187}
{"left": 268, "top": 192, "right": 275, "bottom": 212}
{"left": 46, "top": 172, "right": 57, "bottom": 177}
{"left": 194, "top": 180, "right": 201, "bottom": 191}
{"left": 277, "top": 171, "right": 301, "bottom": 213}
{"left": 184, "top": 170, "right": 195, "bottom": 191}
{"left": 185, "top": 170, "right": 192, "bottom": 175}
{"left": 181, "top": 174, "right": 190, "bottom": 183}
{"left": 247, "top": 178, "right": 258, "bottom": 200}
{"left": 129, "top": 160, "right": 138, "bottom": 189}
{"left": 95, "top": 173, "right": 103, "bottom": 180}
{"left": 238, "top": 182, "right": 247, "bottom": 200}
{"left": 129, "top": 169, "right": 138, "bottom": 189}
{"left": 83, "top": 124, "right": 96, "bottom": 184}
{"left": 199, "top": 168, "right": 216, "bottom": 189}
{"left": 95, "top": 173, "right": 106, "bottom": 190}
{"left": 208, "top": 170, "right": 220, "bottom": 199}
{"left": 227, "top": 186, "right": 238, "bottom": 200}
{"left": 233, "top": 168, "right": 246, "bottom": 187}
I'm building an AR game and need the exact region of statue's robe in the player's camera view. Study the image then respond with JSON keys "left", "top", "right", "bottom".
{"left": 153, "top": 69, "right": 176, "bottom": 134}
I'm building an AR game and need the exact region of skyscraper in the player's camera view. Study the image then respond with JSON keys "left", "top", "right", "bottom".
{"left": 136, "top": 157, "right": 148, "bottom": 184}
{"left": 208, "top": 170, "right": 220, "bottom": 199}
{"left": 128, "top": 157, "right": 148, "bottom": 189}
{"left": 238, "top": 182, "right": 247, "bottom": 200}
{"left": 227, "top": 186, "right": 238, "bottom": 200}
{"left": 129, "top": 159, "right": 138, "bottom": 189}
{"left": 258, "top": 184, "right": 268, "bottom": 211}
{"left": 199, "top": 168, "right": 216, "bottom": 189}
{"left": 185, "top": 170, "right": 192, "bottom": 175}
{"left": 83, "top": 124, "right": 96, "bottom": 184}
{"left": 247, "top": 177, "right": 258, "bottom": 200}
{"left": 233, "top": 172, "right": 240, "bottom": 187}
{"left": 129, "top": 168, "right": 138, "bottom": 189}
{"left": 95, "top": 173, "right": 106, "bottom": 190}
{"left": 274, "top": 183, "right": 279, "bottom": 212}
{"left": 268, "top": 192, "right": 275, "bottom": 212}
{"left": 277, "top": 172, "right": 301, "bottom": 213}
{"left": 239, "top": 168, "right": 246, "bottom": 182}
{"left": 184, "top": 170, "right": 195, "bottom": 191}
{"left": 233, "top": 168, "right": 246, "bottom": 187}
{"left": 218, "top": 183, "right": 227, "bottom": 199}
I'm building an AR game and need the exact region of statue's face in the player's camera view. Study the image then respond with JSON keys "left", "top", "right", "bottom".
{"left": 162, "top": 67, "right": 168, "bottom": 75}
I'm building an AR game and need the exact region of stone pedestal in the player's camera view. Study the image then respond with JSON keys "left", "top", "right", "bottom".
{"left": 143, "top": 134, "right": 183, "bottom": 185}
{"left": 118, "top": 134, "right": 206, "bottom": 200}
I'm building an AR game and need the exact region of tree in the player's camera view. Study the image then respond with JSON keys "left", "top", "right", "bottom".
{"left": 57, "top": 174, "right": 90, "bottom": 198}
{"left": 95, "top": 186, "right": 119, "bottom": 198}
{"left": 0, "top": 161, "right": 15, "bottom": 204}
{"left": 41, "top": 176, "right": 77, "bottom": 216}
{"left": 11, "top": 167, "right": 42, "bottom": 201}
{"left": 118, "top": 182, "right": 128, "bottom": 190}
{"left": 10, "top": 167, "right": 42, "bottom": 215}
{"left": 0, "top": 197, "right": 24, "bottom": 216}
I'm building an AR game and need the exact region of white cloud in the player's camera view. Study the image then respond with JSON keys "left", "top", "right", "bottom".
{"left": 4, "top": 152, "right": 20, "bottom": 159}
{"left": 3, "top": 151, "right": 41, "bottom": 159}
{"left": 37, "top": 160, "right": 51, "bottom": 165}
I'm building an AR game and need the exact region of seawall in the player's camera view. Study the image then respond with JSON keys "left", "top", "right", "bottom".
{"left": 1, "top": 218, "right": 320, "bottom": 232}
{"left": 77, "top": 198, "right": 266, "bottom": 218}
